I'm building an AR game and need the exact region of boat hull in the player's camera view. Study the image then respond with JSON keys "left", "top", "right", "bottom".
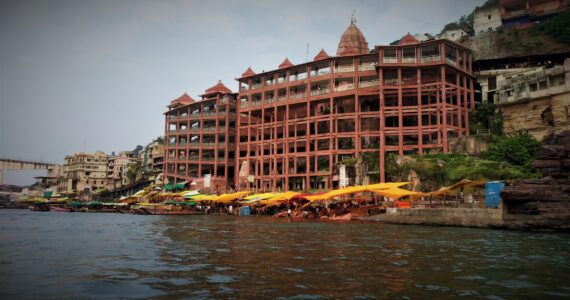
{"left": 49, "top": 206, "right": 71, "bottom": 212}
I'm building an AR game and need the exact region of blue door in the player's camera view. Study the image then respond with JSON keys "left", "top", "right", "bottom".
{"left": 485, "top": 181, "right": 505, "bottom": 208}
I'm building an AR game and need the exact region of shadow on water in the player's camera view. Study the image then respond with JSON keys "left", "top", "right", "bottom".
{"left": 1, "top": 210, "right": 570, "bottom": 299}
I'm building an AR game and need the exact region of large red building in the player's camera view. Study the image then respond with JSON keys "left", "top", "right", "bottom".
{"left": 235, "top": 18, "right": 475, "bottom": 191}
{"left": 164, "top": 82, "right": 237, "bottom": 192}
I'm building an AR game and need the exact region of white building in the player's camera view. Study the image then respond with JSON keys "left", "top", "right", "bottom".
{"left": 438, "top": 29, "right": 468, "bottom": 41}
{"left": 474, "top": 4, "right": 502, "bottom": 35}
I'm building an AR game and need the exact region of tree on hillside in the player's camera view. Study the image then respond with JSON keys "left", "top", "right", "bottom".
{"left": 132, "top": 145, "right": 143, "bottom": 155}
{"left": 154, "top": 136, "right": 164, "bottom": 145}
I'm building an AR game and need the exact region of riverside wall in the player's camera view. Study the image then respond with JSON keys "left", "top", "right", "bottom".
{"left": 364, "top": 206, "right": 505, "bottom": 229}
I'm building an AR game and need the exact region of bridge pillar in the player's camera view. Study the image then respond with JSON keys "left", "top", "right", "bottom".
{"left": 0, "top": 170, "right": 3, "bottom": 185}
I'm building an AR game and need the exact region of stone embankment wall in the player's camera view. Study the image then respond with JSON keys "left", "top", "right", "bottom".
{"left": 366, "top": 207, "right": 504, "bottom": 228}
{"left": 501, "top": 131, "right": 570, "bottom": 230}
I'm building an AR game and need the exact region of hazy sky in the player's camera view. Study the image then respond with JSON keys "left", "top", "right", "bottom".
{"left": 0, "top": 0, "right": 484, "bottom": 184}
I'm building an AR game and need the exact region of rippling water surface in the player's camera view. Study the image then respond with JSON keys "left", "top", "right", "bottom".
{"left": 1, "top": 210, "right": 570, "bottom": 299}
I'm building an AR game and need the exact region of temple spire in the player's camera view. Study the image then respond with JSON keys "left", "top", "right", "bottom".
{"left": 351, "top": 11, "right": 356, "bottom": 24}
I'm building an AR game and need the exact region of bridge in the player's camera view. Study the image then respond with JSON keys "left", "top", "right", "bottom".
{"left": 0, "top": 158, "right": 62, "bottom": 185}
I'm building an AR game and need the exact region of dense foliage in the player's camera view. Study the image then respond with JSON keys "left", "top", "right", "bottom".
{"left": 482, "top": 133, "right": 542, "bottom": 168}
{"left": 533, "top": 10, "right": 570, "bottom": 45}
{"left": 469, "top": 102, "right": 503, "bottom": 135}
{"left": 385, "top": 133, "right": 542, "bottom": 190}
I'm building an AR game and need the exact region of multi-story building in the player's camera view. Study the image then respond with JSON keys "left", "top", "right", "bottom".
{"left": 495, "top": 58, "right": 570, "bottom": 140}
{"left": 59, "top": 151, "right": 109, "bottom": 193}
{"left": 151, "top": 143, "right": 164, "bottom": 175}
{"left": 164, "top": 82, "right": 237, "bottom": 192}
{"left": 107, "top": 151, "right": 137, "bottom": 189}
{"left": 235, "top": 18, "right": 474, "bottom": 191}
{"left": 140, "top": 141, "right": 164, "bottom": 179}
{"left": 500, "top": 0, "right": 568, "bottom": 28}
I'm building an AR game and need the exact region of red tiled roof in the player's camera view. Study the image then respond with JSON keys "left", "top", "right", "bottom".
{"left": 204, "top": 80, "right": 232, "bottom": 95}
{"left": 313, "top": 49, "right": 329, "bottom": 61}
{"left": 398, "top": 33, "right": 420, "bottom": 45}
{"left": 279, "top": 58, "right": 294, "bottom": 69}
{"left": 336, "top": 17, "right": 369, "bottom": 56}
{"left": 170, "top": 93, "right": 195, "bottom": 107}
{"left": 241, "top": 66, "right": 256, "bottom": 77}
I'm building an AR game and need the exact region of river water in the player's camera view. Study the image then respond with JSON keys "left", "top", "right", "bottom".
{"left": 0, "top": 210, "right": 569, "bottom": 299}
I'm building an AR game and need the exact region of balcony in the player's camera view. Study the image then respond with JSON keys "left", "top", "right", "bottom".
{"left": 264, "top": 98, "right": 274, "bottom": 104}
{"left": 421, "top": 55, "right": 441, "bottom": 63}
{"left": 220, "top": 96, "right": 229, "bottom": 103}
{"left": 311, "top": 69, "right": 331, "bottom": 77}
{"left": 358, "top": 64, "right": 376, "bottom": 71}
{"left": 310, "top": 88, "right": 330, "bottom": 96}
{"left": 402, "top": 57, "right": 417, "bottom": 64}
{"left": 251, "top": 83, "right": 262, "bottom": 90}
{"left": 189, "top": 127, "right": 200, "bottom": 132}
{"left": 384, "top": 78, "right": 398, "bottom": 85}
{"left": 202, "top": 127, "right": 216, "bottom": 132}
{"left": 446, "top": 57, "right": 457, "bottom": 66}
{"left": 289, "top": 74, "right": 307, "bottom": 82}
{"left": 382, "top": 57, "right": 398, "bottom": 63}
{"left": 240, "top": 86, "right": 249, "bottom": 91}
{"left": 334, "top": 83, "right": 354, "bottom": 92}
{"left": 201, "top": 142, "right": 217, "bottom": 147}
{"left": 290, "top": 93, "right": 305, "bottom": 100}
{"left": 277, "top": 96, "right": 287, "bottom": 102}
{"left": 189, "top": 113, "right": 200, "bottom": 119}
{"left": 203, "top": 111, "right": 217, "bottom": 117}
{"left": 277, "top": 77, "right": 286, "bottom": 84}
{"left": 335, "top": 65, "right": 355, "bottom": 73}
{"left": 251, "top": 101, "right": 262, "bottom": 107}
{"left": 188, "top": 142, "right": 200, "bottom": 147}
{"left": 240, "top": 102, "right": 249, "bottom": 108}
{"left": 359, "top": 79, "right": 379, "bottom": 88}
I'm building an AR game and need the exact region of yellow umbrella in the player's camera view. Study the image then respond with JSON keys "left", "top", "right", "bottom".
{"left": 213, "top": 191, "right": 252, "bottom": 203}
{"left": 258, "top": 191, "right": 301, "bottom": 206}
{"left": 371, "top": 187, "right": 421, "bottom": 200}
{"left": 243, "top": 192, "right": 279, "bottom": 202}
{"left": 187, "top": 194, "right": 217, "bottom": 201}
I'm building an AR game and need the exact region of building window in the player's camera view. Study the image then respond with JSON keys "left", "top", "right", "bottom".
{"left": 488, "top": 15, "right": 491, "bottom": 20}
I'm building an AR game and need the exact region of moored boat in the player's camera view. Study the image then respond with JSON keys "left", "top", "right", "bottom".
{"left": 49, "top": 205, "right": 71, "bottom": 212}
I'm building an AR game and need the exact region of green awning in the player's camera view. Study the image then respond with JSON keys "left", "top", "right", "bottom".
{"left": 174, "top": 183, "right": 186, "bottom": 190}
{"left": 165, "top": 184, "right": 172, "bottom": 191}
{"left": 166, "top": 200, "right": 196, "bottom": 206}
{"left": 43, "top": 191, "right": 53, "bottom": 198}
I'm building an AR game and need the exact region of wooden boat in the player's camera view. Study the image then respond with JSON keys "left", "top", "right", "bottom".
{"left": 29, "top": 203, "right": 50, "bottom": 211}
{"left": 140, "top": 207, "right": 203, "bottom": 215}
{"left": 49, "top": 205, "right": 71, "bottom": 212}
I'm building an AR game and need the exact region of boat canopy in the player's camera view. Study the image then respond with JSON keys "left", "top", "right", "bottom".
{"left": 371, "top": 187, "right": 421, "bottom": 200}
{"left": 305, "top": 182, "right": 410, "bottom": 202}
{"left": 421, "top": 179, "right": 484, "bottom": 198}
